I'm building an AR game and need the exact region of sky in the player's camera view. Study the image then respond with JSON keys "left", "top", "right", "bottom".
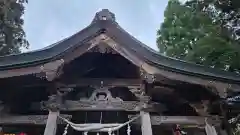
{"left": 23, "top": 0, "right": 171, "bottom": 51}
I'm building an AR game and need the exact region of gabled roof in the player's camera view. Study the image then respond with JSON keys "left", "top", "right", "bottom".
{"left": 0, "top": 9, "right": 239, "bottom": 83}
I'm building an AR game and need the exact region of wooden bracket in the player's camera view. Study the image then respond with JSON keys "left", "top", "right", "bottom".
{"left": 190, "top": 100, "right": 210, "bottom": 116}
{"left": 35, "top": 59, "right": 65, "bottom": 81}
{"left": 206, "top": 81, "right": 230, "bottom": 98}
{"left": 140, "top": 68, "right": 156, "bottom": 83}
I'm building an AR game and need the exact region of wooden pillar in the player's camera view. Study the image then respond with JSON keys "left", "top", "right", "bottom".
{"left": 44, "top": 111, "right": 59, "bottom": 135}
{"left": 140, "top": 111, "right": 153, "bottom": 135}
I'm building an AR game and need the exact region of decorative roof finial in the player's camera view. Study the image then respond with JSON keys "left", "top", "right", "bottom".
{"left": 92, "top": 9, "right": 116, "bottom": 23}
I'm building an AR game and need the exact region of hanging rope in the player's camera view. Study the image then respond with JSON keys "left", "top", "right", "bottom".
{"left": 62, "top": 124, "right": 69, "bottom": 135}
{"left": 117, "top": 112, "right": 119, "bottom": 135}
{"left": 84, "top": 111, "right": 88, "bottom": 135}
{"left": 100, "top": 111, "right": 103, "bottom": 123}
{"left": 127, "top": 124, "right": 131, "bottom": 135}
{"left": 97, "top": 112, "right": 103, "bottom": 135}
{"left": 58, "top": 115, "right": 140, "bottom": 132}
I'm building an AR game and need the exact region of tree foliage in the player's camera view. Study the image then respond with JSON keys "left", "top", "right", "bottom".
{"left": 0, "top": 0, "right": 29, "bottom": 56}
{"left": 157, "top": 0, "right": 240, "bottom": 72}
{"left": 185, "top": 0, "right": 240, "bottom": 41}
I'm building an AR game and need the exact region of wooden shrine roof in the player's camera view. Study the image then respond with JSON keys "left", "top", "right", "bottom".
{"left": 0, "top": 9, "right": 239, "bottom": 83}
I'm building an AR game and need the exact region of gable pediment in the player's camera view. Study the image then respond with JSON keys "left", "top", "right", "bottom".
{"left": 62, "top": 34, "right": 145, "bottom": 68}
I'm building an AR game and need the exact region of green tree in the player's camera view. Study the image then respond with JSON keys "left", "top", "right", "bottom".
{"left": 157, "top": 0, "right": 240, "bottom": 72}
{"left": 0, "top": 0, "right": 29, "bottom": 56}
{"left": 185, "top": 0, "right": 240, "bottom": 42}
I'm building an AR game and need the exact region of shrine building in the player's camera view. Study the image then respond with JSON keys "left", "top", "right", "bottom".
{"left": 0, "top": 9, "right": 240, "bottom": 135}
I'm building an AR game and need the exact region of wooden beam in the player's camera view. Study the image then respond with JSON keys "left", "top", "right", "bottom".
{"left": 0, "top": 114, "right": 221, "bottom": 126}
{"left": 30, "top": 100, "right": 166, "bottom": 112}
{"left": 0, "top": 114, "right": 71, "bottom": 125}
{"left": 62, "top": 78, "right": 142, "bottom": 87}
{"left": 189, "top": 101, "right": 210, "bottom": 116}
{"left": 0, "top": 66, "right": 42, "bottom": 78}
{"left": 129, "top": 115, "right": 221, "bottom": 126}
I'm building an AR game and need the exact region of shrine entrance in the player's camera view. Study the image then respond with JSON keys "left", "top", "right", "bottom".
{"left": 50, "top": 85, "right": 152, "bottom": 135}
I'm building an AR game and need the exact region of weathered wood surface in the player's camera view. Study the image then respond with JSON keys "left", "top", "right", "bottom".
{"left": 129, "top": 115, "right": 221, "bottom": 125}
{"left": 0, "top": 114, "right": 71, "bottom": 125}
{"left": 31, "top": 100, "right": 166, "bottom": 112}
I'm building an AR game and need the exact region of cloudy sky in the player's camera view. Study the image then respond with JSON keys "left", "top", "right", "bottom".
{"left": 23, "top": 0, "right": 171, "bottom": 51}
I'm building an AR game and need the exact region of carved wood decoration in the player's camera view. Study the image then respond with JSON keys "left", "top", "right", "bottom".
{"left": 0, "top": 114, "right": 71, "bottom": 125}
{"left": 31, "top": 86, "right": 165, "bottom": 112}
{"left": 88, "top": 43, "right": 117, "bottom": 54}
{"left": 62, "top": 86, "right": 143, "bottom": 111}
{"left": 189, "top": 100, "right": 210, "bottom": 116}
{"left": 32, "top": 100, "right": 164, "bottom": 112}
{"left": 128, "top": 85, "right": 151, "bottom": 105}
{"left": 140, "top": 68, "right": 156, "bottom": 83}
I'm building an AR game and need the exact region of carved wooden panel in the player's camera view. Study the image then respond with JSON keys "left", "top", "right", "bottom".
{"left": 31, "top": 86, "right": 165, "bottom": 112}
{"left": 88, "top": 43, "right": 117, "bottom": 54}
{"left": 64, "top": 100, "right": 140, "bottom": 111}
{"left": 31, "top": 100, "right": 164, "bottom": 112}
